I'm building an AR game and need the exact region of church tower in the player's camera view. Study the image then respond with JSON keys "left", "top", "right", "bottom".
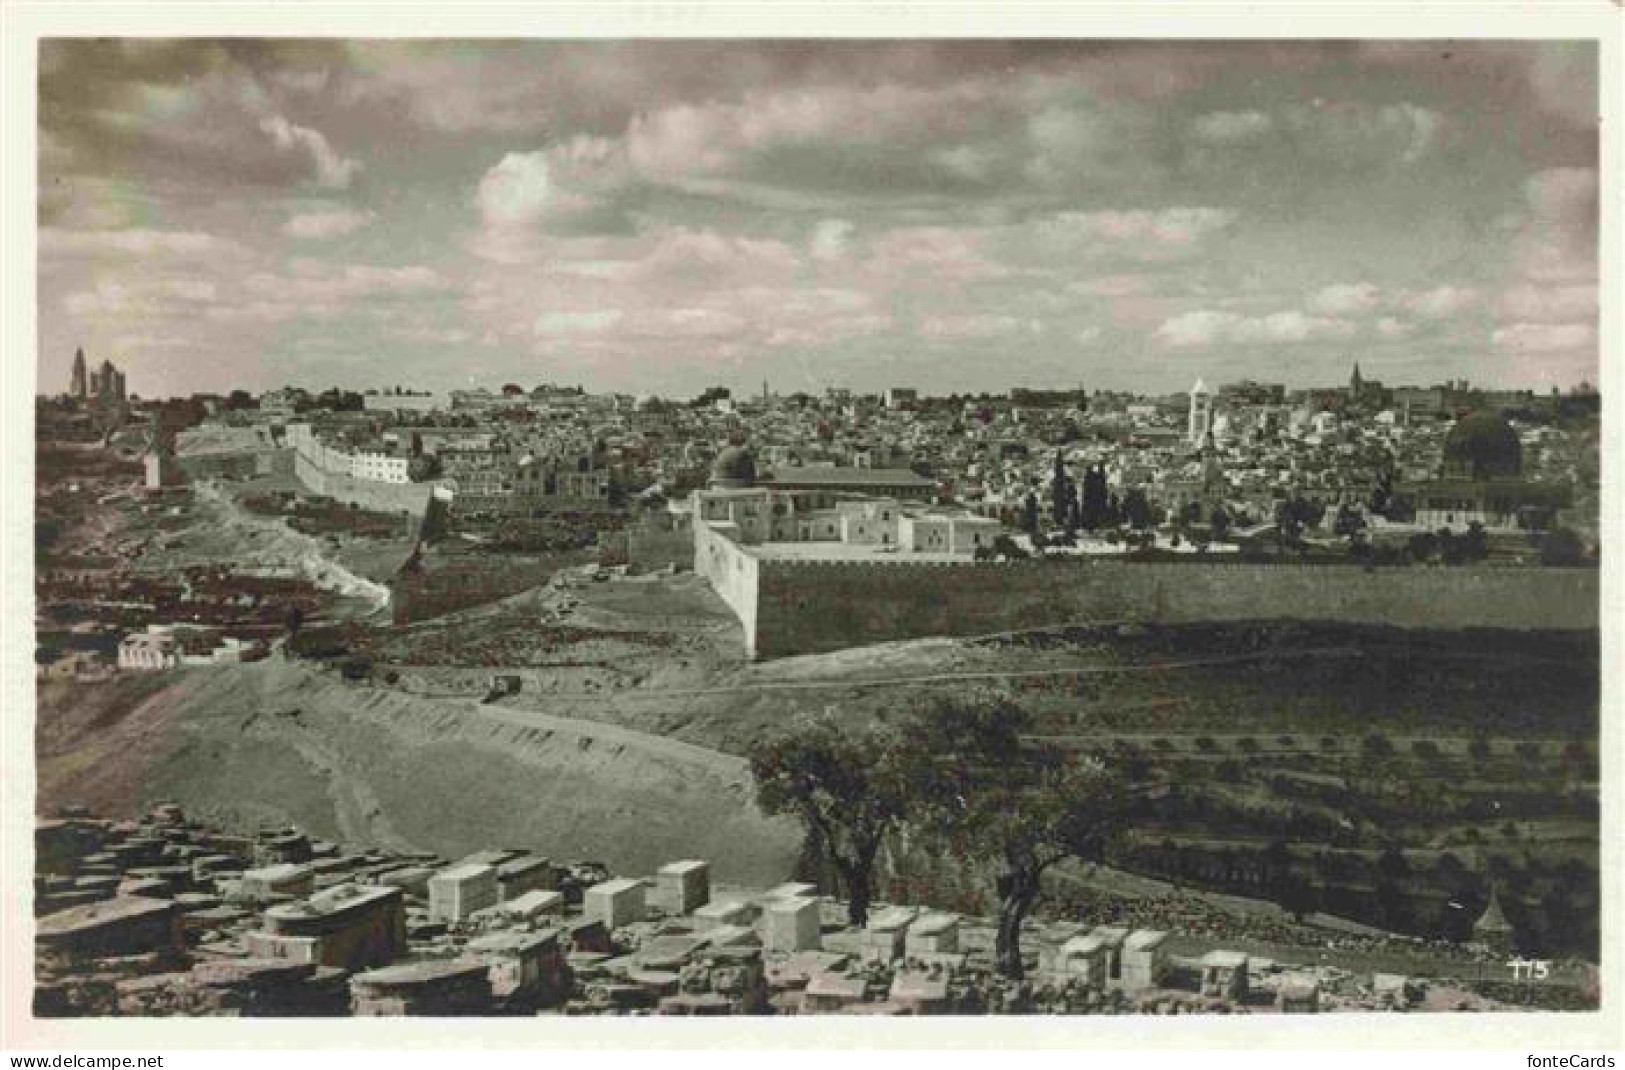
{"left": 1349, "top": 362, "right": 1365, "bottom": 398}
{"left": 1188, "top": 379, "right": 1214, "bottom": 445}
{"left": 69, "top": 348, "right": 88, "bottom": 399}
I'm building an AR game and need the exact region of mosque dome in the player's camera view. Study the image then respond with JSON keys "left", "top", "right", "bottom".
{"left": 1443, "top": 410, "right": 1522, "bottom": 480}
{"left": 709, "top": 445, "right": 757, "bottom": 487}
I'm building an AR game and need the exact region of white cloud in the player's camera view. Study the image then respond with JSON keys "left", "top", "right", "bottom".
{"left": 1191, "top": 110, "right": 1272, "bottom": 144}
{"left": 1308, "top": 282, "right": 1381, "bottom": 316}
{"left": 1402, "top": 285, "right": 1480, "bottom": 319}
{"left": 533, "top": 310, "right": 625, "bottom": 336}
{"left": 1048, "top": 208, "right": 1237, "bottom": 246}
{"left": 1155, "top": 309, "right": 1355, "bottom": 348}
{"left": 918, "top": 314, "right": 1025, "bottom": 340}
{"left": 1498, "top": 282, "right": 1597, "bottom": 323}
{"left": 477, "top": 151, "right": 556, "bottom": 229}
{"left": 40, "top": 227, "right": 242, "bottom": 258}
{"left": 1491, "top": 322, "right": 1596, "bottom": 353}
{"left": 1375, "top": 317, "right": 1414, "bottom": 339}
{"left": 259, "top": 115, "right": 361, "bottom": 189}
{"left": 285, "top": 208, "right": 376, "bottom": 240}
{"left": 811, "top": 218, "right": 854, "bottom": 261}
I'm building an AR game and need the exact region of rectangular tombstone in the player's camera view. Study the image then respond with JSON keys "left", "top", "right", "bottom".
{"left": 1057, "top": 933, "right": 1110, "bottom": 989}
{"left": 584, "top": 878, "right": 646, "bottom": 930}
{"left": 861, "top": 906, "right": 919, "bottom": 963}
{"left": 494, "top": 889, "right": 565, "bottom": 921}
{"left": 904, "top": 913, "right": 959, "bottom": 956}
{"left": 1120, "top": 930, "right": 1169, "bottom": 991}
{"left": 764, "top": 896, "right": 821, "bottom": 953}
{"left": 652, "top": 859, "right": 710, "bottom": 915}
{"left": 427, "top": 863, "right": 499, "bottom": 923}
{"left": 495, "top": 856, "right": 555, "bottom": 901}
{"left": 692, "top": 900, "right": 755, "bottom": 931}
{"left": 239, "top": 863, "right": 315, "bottom": 901}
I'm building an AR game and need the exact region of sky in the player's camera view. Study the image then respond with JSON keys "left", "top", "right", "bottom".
{"left": 36, "top": 39, "right": 1600, "bottom": 400}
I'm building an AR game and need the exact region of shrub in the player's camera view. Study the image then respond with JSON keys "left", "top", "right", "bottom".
{"left": 1276, "top": 734, "right": 1297, "bottom": 748}
{"left": 1411, "top": 739, "right": 1442, "bottom": 760}
{"left": 1236, "top": 736, "right": 1260, "bottom": 753}
{"left": 1194, "top": 735, "right": 1219, "bottom": 753}
{"left": 1361, "top": 733, "right": 1396, "bottom": 759}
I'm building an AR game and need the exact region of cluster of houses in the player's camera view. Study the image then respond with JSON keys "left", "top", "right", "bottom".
{"left": 116, "top": 367, "right": 1594, "bottom": 550}
{"left": 35, "top": 805, "right": 1522, "bottom": 1018}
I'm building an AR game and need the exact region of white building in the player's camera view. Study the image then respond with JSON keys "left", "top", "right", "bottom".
{"left": 1188, "top": 380, "right": 1214, "bottom": 445}
{"left": 118, "top": 632, "right": 179, "bottom": 671}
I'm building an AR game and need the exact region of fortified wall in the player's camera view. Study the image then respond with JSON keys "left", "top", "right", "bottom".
{"left": 294, "top": 452, "right": 435, "bottom": 517}
{"left": 694, "top": 516, "right": 760, "bottom": 646}
{"left": 715, "top": 551, "right": 1598, "bottom": 658}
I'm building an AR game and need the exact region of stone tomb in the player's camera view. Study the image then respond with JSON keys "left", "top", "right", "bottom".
{"left": 1056, "top": 931, "right": 1110, "bottom": 989}
{"left": 651, "top": 859, "right": 711, "bottom": 915}
{"left": 763, "top": 896, "right": 822, "bottom": 953}
{"left": 1120, "top": 929, "right": 1170, "bottom": 991}
{"left": 903, "top": 912, "right": 959, "bottom": 956}
{"left": 861, "top": 906, "right": 919, "bottom": 963}
{"left": 428, "top": 863, "right": 499, "bottom": 923}
{"left": 692, "top": 899, "right": 754, "bottom": 931}
{"left": 584, "top": 878, "right": 646, "bottom": 930}
{"left": 238, "top": 862, "right": 315, "bottom": 901}
{"left": 1199, "top": 950, "right": 1250, "bottom": 1001}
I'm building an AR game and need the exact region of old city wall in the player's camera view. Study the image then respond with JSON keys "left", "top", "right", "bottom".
{"left": 295, "top": 452, "right": 434, "bottom": 517}
{"left": 748, "top": 558, "right": 1598, "bottom": 658}
{"left": 694, "top": 521, "right": 760, "bottom": 649}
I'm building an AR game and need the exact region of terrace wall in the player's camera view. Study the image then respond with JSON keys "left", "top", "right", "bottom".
{"left": 740, "top": 556, "right": 1597, "bottom": 658}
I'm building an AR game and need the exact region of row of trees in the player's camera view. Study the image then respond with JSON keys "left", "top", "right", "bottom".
{"left": 749, "top": 698, "right": 1132, "bottom": 978}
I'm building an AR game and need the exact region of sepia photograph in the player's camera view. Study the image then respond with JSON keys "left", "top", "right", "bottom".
{"left": 2, "top": 5, "right": 1619, "bottom": 1058}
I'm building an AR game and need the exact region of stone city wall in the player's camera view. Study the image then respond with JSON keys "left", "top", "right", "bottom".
{"left": 295, "top": 452, "right": 435, "bottom": 518}
{"left": 694, "top": 520, "right": 760, "bottom": 648}
{"left": 732, "top": 555, "right": 1598, "bottom": 658}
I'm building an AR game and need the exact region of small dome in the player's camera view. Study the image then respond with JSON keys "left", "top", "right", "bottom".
{"left": 709, "top": 445, "right": 757, "bottom": 487}
{"left": 1444, "top": 410, "right": 1522, "bottom": 480}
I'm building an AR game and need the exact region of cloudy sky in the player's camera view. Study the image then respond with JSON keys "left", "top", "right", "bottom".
{"left": 37, "top": 39, "right": 1598, "bottom": 400}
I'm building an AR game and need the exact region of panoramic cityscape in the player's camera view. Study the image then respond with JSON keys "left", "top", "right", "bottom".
{"left": 25, "top": 38, "right": 1603, "bottom": 1025}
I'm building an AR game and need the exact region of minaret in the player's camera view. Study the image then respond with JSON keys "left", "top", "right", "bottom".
{"left": 1188, "top": 379, "right": 1213, "bottom": 445}
{"left": 70, "top": 348, "right": 88, "bottom": 399}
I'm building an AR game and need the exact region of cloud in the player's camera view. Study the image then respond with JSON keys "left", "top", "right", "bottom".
{"left": 917, "top": 314, "right": 1030, "bottom": 340}
{"left": 259, "top": 115, "right": 361, "bottom": 189}
{"left": 284, "top": 207, "right": 376, "bottom": 240}
{"left": 1402, "top": 285, "right": 1480, "bottom": 319}
{"left": 1308, "top": 282, "right": 1381, "bottom": 316}
{"left": 533, "top": 310, "right": 625, "bottom": 336}
{"left": 1491, "top": 322, "right": 1596, "bottom": 354}
{"left": 1155, "top": 309, "right": 1356, "bottom": 348}
{"left": 1047, "top": 208, "right": 1237, "bottom": 246}
{"left": 1497, "top": 282, "right": 1597, "bottom": 324}
{"left": 811, "top": 218, "right": 854, "bottom": 261}
{"left": 1511, "top": 167, "right": 1598, "bottom": 285}
{"left": 1191, "top": 110, "right": 1272, "bottom": 144}
{"left": 1375, "top": 317, "right": 1414, "bottom": 339}
{"left": 39, "top": 226, "right": 245, "bottom": 259}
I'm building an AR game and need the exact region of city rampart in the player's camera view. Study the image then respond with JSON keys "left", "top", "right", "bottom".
{"left": 738, "top": 556, "right": 1598, "bottom": 658}
{"left": 295, "top": 452, "right": 435, "bottom": 517}
{"left": 694, "top": 519, "right": 760, "bottom": 647}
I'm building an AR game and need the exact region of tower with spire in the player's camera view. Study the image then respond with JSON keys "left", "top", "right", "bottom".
{"left": 1349, "top": 362, "right": 1365, "bottom": 399}
{"left": 69, "top": 347, "right": 88, "bottom": 399}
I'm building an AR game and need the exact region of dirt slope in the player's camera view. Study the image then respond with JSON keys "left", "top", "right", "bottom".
{"left": 36, "top": 658, "right": 801, "bottom": 884}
